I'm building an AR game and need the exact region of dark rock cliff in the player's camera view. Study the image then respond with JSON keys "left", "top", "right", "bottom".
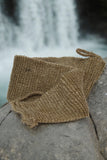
{"left": 0, "top": 0, "right": 19, "bottom": 25}
{"left": 76, "top": 0, "right": 107, "bottom": 39}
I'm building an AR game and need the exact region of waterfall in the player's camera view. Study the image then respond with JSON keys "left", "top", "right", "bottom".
{"left": 0, "top": 3, "right": 18, "bottom": 49}
{"left": 0, "top": 0, "right": 78, "bottom": 50}
{"left": 19, "top": 0, "right": 78, "bottom": 48}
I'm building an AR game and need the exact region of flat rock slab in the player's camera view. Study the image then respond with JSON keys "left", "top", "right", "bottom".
{"left": 0, "top": 106, "right": 103, "bottom": 160}
{"left": 0, "top": 64, "right": 107, "bottom": 160}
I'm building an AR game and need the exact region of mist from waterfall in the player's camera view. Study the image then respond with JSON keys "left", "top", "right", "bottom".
{"left": 0, "top": 0, "right": 107, "bottom": 107}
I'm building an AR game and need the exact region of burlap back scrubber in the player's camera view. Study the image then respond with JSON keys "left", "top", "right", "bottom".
{"left": 7, "top": 48, "right": 106, "bottom": 128}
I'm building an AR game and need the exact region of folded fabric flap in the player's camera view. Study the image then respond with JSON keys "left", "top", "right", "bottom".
{"left": 7, "top": 55, "right": 72, "bottom": 102}
{"left": 19, "top": 91, "right": 44, "bottom": 102}
{"left": 34, "top": 50, "right": 106, "bottom": 98}
{"left": 11, "top": 68, "right": 89, "bottom": 128}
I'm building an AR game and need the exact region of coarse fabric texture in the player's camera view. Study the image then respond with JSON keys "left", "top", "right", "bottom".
{"left": 7, "top": 49, "right": 105, "bottom": 128}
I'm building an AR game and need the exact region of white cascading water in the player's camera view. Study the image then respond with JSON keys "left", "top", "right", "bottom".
{"left": 17, "top": 0, "right": 79, "bottom": 49}
{"left": 0, "top": 0, "right": 106, "bottom": 106}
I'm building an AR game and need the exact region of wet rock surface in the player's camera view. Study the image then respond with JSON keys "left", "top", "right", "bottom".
{"left": 0, "top": 63, "right": 107, "bottom": 160}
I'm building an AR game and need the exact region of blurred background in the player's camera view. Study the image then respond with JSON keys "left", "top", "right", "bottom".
{"left": 0, "top": 0, "right": 107, "bottom": 107}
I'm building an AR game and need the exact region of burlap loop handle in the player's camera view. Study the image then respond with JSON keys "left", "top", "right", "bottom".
{"left": 76, "top": 48, "right": 97, "bottom": 57}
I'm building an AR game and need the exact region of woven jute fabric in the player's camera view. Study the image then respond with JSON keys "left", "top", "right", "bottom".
{"left": 7, "top": 48, "right": 105, "bottom": 128}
